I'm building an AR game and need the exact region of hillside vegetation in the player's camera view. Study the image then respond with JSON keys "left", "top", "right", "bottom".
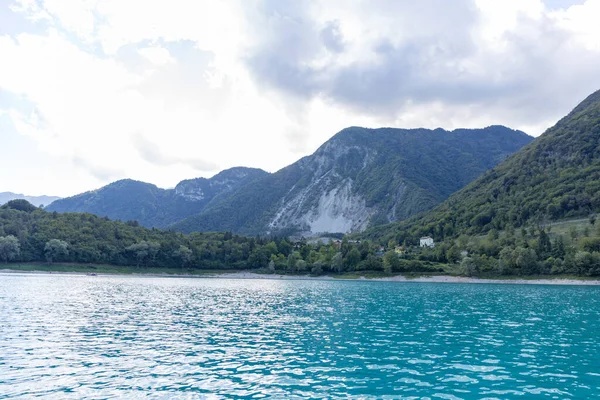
{"left": 46, "top": 167, "right": 268, "bottom": 228}
{"left": 0, "top": 199, "right": 443, "bottom": 275}
{"left": 355, "top": 89, "right": 600, "bottom": 277}
{"left": 364, "top": 89, "right": 600, "bottom": 243}
{"left": 4, "top": 197, "right": 600, "bottom": 278}
{"left": 171, "top": 125, "right": 532, "bottom": 235}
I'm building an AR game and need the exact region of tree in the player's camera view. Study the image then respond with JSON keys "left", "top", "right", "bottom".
{"left": 487, "top": 229, "right": 499, "bottom": 241}
{"left": 569, "top": 226, "right": 579, "bottom": 241}
{"left": 574, "top": 251, "right": 600, "bottom": 276}
{"left": 445, "top": 246, "right": 461, "bottom": 264}
{"left": 173, "top": 245, "right": 193, "bottom": 267}
{"left": 359, "top": 254, "right": 382, "bottom": 271}
{"left": 267, "top": 260, "right": 276, "bottom": 273}
{"left": 536, "top": 230, "right": 552, "bottom": 259}
{"left": 248, "top": 247, "right": 270, "bottom": 268}
{"left": 296, "top": 260, "right": 308, "bottom": 273}
{"left": 387, "top": 239, "right": 397, "bottom": 250}
{"left": 514, "top": 247, "right": 539, "bottom": 275}
{"left": 287, "top": 251, "right": 300, "bottom": 272}
{"left": 331, "top": 252, "right": 343, "bottom": 273}
{"left": 460, "top": 256, "right": 478, "bottom": 276}
{"left": 147, "top": 241, "right": 160, "bottom": 265}
{"left": 383, "top": 251, "right": 400, "bottom": 274}
{"left": 311, "top": 261, "right": 324, "bottom": 275}
{"left": 44, "top": 239, "right": 69, "bottom": 264}
{"left": 581, "top": 237, "right": 600, "bottom": 253}
{"left": 126, "top": 241, "right": 150, "bottom": 267}
{"left": 344, "top": 247, "right": 361, "bottom": 271}
{"left": 4, "top": 199, "right": 37, "bottom": 213}
{"left": 552, "top": 236, "right": 566, "bottom": 259}
{"left": 590, "top": 215, "right": 597, "bottom": 226}
{"left": 520, "top": 228, "right": 528, "bottom": 239}
{"left": 0, "top": 235, "right": 20, "bottom": 263}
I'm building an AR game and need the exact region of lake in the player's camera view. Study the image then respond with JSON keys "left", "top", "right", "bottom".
{"left": 1, "top": 274, "right": 599, "bottom": 398}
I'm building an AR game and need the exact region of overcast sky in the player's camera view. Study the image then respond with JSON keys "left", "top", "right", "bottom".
{"left": 1, "top": 0, "right": 600, "bottom": 197}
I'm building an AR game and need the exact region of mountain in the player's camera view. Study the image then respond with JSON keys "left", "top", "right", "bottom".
{"left": 46, "top": 167, "right": 268, "bottom": 228}
{"left": 362, "top": 89, "right": 600, "bottom": 242}
{"left": 0, "top": 192, "right": 60, "bottom": 207}
{"left": 171, "top": 125, "right": 533, "bottom": 236}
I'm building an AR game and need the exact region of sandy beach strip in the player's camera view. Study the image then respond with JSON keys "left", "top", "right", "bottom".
{"left": 1, "top": 268, "right": 599, "bottom": 285}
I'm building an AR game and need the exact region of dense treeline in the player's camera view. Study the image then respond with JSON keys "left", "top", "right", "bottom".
{"left": 380, "top": 220, "right": 600, "bottom": 277}
{"left": 2, "top": 199, "right": 600, "bottom": 277}
{"left": 0, "top": 199, "right": 441, "bottom": 274}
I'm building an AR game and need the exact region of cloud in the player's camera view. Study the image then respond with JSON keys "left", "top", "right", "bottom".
{"left": 320, "top": 20, "right": 345, "bottom": 53}
{"left": 242, "top": 0, "right": 600, "bottom": 128}
{"left": 132, "top": 133, "right": 218, "bottom": 172}
{"left": 1, "top": 0, "right": 600, "bottom": 197}
{"left": 72, "top": 156, "right": 124, "bottom": 181}
{"left": 138, "top": 46, "right": 175, "bottom": 66}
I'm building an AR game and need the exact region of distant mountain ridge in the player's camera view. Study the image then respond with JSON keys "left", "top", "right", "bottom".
{"left": 0, "top": 192, "right": 60, "bottom": 207}
{"left": 47, "top": 125, "right": 532, "bottom": 235}
{"left": 170, "top": 125, "right": 532, "bottom": 235}
{"left": 46, "top": 167, "right": 268, "bottom": 227}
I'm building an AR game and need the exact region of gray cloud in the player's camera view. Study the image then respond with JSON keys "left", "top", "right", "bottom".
{"left": 242, "top": 0, "right": 600, "bottom": 133}
{"left": 72, "top": 156, "right": 124, "bottom": 181}
{"left": 320, "top": 20, "right": 345, "bottom": 53}
{"left": 132, "top": 133, "right": 218, "bottom": 171}
{"left": 244, "top": 0, "right": 325, "bottom": 99}
{"left": 186, "top": 158, "right": 221, "bottom": 171}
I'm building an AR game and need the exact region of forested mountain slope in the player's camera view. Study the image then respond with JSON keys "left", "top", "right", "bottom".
{"left": 362, "top": 89, "right": 600, "bottom": 243}
{"left": 171, "top": 126, "right": 532, "bottom": 235}
{"left": 46, "top": 167, "right": 268, "bottom": 228}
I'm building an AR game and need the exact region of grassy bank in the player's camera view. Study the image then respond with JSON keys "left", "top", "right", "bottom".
{"left": 0, "top": 263, "right": 237, "bottom": 276}
{"left": 2, "top": 263, "right": 599, "bottom": 283}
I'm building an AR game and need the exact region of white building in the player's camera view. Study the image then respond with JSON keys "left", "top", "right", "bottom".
{"left": 420, "top": 236, "right": 435, "bottom": 248}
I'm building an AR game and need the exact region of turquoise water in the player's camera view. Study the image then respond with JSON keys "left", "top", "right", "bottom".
{"left": 1, "top": 274, "right": 599, "bottom": 399}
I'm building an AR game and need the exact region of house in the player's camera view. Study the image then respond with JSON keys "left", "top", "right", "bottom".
{"left": 420, "top": 236, "right": 435, "bottom": 248}
{"left": 394, "top": 245, "right": 406, "bottom": 255}
{"left": 375, "top": 245, "right": 385, "bottom": 256}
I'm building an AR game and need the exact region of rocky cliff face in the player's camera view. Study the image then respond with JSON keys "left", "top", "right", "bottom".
{"left": 174, "top": 168, "right": 267, "bottom": 202}
{"left": 269, "top": 178, "right": 372, "bottom": 234}
{"left": 267, "top": 142, "right": 375, "bottom": 235}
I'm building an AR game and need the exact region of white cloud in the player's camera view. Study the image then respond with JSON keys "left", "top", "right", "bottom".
{"left": 0, "top": 0, "right": 599, "bottom": 197}
{"left": 137, "top": 46, "right": 175, "bottom": 65}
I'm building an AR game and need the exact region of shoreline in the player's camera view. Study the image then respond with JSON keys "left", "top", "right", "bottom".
{"left": 1, "top": 268, "right": 599, "bottom": 285}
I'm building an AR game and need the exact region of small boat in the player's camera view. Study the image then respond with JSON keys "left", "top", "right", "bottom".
{"left": 86, "top": 273, "right": 98, "bottom": 276}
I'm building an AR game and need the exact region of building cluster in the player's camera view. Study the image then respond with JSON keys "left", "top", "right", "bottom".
{"left": 328, "top": 237, "right": 435, "bottom": 255}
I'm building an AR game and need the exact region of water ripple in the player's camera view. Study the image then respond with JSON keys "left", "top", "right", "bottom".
{"left": 1, "top": 274, "right": 600, "bottom": 398}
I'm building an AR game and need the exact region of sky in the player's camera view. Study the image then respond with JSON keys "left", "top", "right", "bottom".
{"left": 1, "top": 0, "right": 600, "bottom": 197}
